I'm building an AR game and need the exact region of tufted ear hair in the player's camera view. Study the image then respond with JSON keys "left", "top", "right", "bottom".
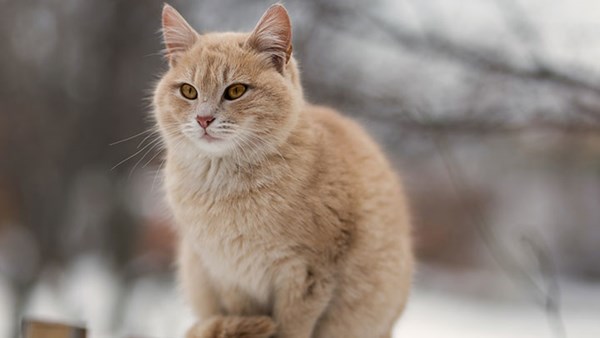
{"left": 161, "top": 4, "right": 198, "bottom": 65}
{"left": 246, "top": 4, "right": 293, "bottom": 73}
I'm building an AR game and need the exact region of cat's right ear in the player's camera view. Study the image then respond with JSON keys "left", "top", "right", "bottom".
{"left": 161, "top": 4, "right": 198, "bottom": 65}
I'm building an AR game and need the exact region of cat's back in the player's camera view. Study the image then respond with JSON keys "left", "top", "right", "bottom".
{"left": 303, "top": 103, "right": 410, "bottom": 233}
{"left": 304, "top": 104, "right": 398, "bottom": 183}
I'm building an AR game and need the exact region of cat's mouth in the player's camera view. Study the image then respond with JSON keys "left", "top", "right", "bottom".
{"left": 201, "top": 133, "right": 221, "bottom": 143}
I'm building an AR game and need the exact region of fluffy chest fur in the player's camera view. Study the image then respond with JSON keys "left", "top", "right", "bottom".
{"left": 165, "top": 154, "right": 304, "bottom": 304}
{"left": 195, "top": 228, "right": 283, "bottom": 305}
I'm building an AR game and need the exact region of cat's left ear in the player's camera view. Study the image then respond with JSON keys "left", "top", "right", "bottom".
{"left": 162, "top": 4, "right": 198, "bottom": 65}
{"left": 247, "top": 4, "right": 293, "bottom": 73}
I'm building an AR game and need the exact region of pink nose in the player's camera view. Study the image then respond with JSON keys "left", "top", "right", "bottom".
{"left": 196, "top": 115, "right": 215, "bottom": 129}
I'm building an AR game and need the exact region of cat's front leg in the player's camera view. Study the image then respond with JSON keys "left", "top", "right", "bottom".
{"left": 273, "top": 264, "right": 335, "bottom": 338}
{"left": 178, "top": 239, "right": 221, "bottom": 319}
{"left": 181, "top": 239, "right": 276, "bottom": 338}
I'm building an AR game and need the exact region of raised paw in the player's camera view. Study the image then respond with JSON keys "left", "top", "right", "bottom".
{"left": 186, "top": 316, "right": 276, "bottom": 338}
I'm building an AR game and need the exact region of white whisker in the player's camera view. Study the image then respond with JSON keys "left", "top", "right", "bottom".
{"left": 137, "top": 130, "right": 161, "bottom": 149}
{"left": 111, "top": 135, "right": 162, "bottom": 171}
{"left": 143, "top": 144, "right": 166, "bottom": 168}
{"left": 109, "top": 129, "right": 154, "bottom": 146}
{"left": 129, "top": 137, "right": 164, "bottom": 177}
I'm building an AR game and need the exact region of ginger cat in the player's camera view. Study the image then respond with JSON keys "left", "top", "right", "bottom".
{"left": 153, "top": 4, "right": 413, "bottom": 338}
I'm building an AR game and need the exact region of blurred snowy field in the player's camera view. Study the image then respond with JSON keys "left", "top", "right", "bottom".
{"left": 1, "top": 255, "right": 598, "bottom": 338}
{"left": 395, "top": 279, "right": 600, "bottom": 338}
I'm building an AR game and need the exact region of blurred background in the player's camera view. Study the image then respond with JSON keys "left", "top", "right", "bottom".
{"left": 1, "top": 0, "right": 599, "bottom": 337}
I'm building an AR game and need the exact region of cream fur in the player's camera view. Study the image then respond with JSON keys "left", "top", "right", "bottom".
{"left": 154, "top": 4, "right": 413, "bottom": 338}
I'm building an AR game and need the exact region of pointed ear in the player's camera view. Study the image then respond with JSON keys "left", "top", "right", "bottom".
{"left": 247, "top": 4, "right": 293, "bottom": 73}
{"left": 162, "top": 4, "right": 198, "bottom": 64}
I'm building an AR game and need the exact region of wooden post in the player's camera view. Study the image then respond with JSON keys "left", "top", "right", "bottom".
{"left": 21, "top": 319, "right": 87, "bottom": 338}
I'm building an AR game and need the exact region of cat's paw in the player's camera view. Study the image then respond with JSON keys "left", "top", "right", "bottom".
{"left": 186, "top": 316, "right": 276, "bottom": 338}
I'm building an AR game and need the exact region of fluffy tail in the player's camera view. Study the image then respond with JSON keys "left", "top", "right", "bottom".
{"left": 187, "top": 315, "right": 276, "bottom": 338}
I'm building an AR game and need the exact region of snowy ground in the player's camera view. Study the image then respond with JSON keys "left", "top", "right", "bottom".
{"left": 2, "top": 256, "right": 598, "bottom": 338}
{"left": 396, "top": 282, "right": 600, "bottom": 338}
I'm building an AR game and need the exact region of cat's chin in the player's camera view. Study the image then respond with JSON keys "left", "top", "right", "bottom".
{"left": 185, "top": 135, "right": 233, "bottom": 157}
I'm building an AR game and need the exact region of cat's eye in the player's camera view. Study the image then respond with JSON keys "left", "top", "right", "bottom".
{"left": 224, "top": 84, "right": 247, "bottom": 101}
{"left": 180, "top": 83, "right": 198, "bottom": 100}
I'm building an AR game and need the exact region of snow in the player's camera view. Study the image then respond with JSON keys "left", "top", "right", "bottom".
{"left": 397, "top": 282, "right": 600, "bottom": 338}
{"left": 8, "top": 258, "right": 599, "bottom": 338}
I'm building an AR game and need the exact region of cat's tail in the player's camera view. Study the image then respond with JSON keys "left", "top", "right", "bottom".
{"left": 187, "top": 315, "right": 276, "bottom": 338}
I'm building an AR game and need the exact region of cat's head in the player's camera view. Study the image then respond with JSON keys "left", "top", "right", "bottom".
{"left": 153, "top": 4, "right": 303, "bottom": 160}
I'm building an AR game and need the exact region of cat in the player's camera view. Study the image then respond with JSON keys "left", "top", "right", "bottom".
{"left": 153, "top": 3, "right": 413, "bottom": 338}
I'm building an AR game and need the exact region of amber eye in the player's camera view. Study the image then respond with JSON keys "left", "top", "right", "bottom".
{"left": 224, "top": 84, "right": 247, "bottom": 100}
{"left": 180, "top": 83, "right": 197, "bottom": 100}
